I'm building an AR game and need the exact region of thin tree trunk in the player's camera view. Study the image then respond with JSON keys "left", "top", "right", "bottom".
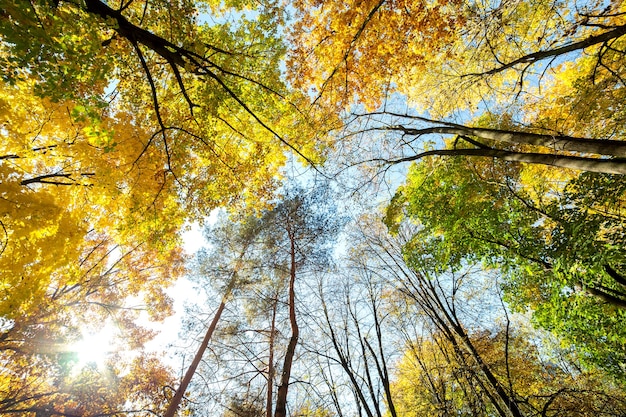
{"left": 274, "top": 236, "right": 299, "bottom": 417}
{"left": 266, "top": 296, "right": 278, "bottom": 417}
{"left": 349, "top": 296, "right": 382, "bottom": 417}
{"left": 163, "top": 293, "right": 228, "bottom": 417}
{"left": 400, "top": 274, "right": 525, "bottom": 417}
{"left": 452, "top": 322, "right": 525, "bottom": 417}
{"left": 425, "top": 277, "right": 525, "bottom": 417}
{"left": 605, "top": 264, "right": 626, "bottom": 288}
{"left": 321, "top": 295, "right": 376, "bottom": 417}
{"left": 367, "top": 288, "right": 397, "bottom": 417}
{"left": 585, "top": 284, "right": 626, "bottom": 308}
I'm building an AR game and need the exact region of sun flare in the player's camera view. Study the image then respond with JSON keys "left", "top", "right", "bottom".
{"left": 70, "top": 325, "right": 115, "bottom": 368}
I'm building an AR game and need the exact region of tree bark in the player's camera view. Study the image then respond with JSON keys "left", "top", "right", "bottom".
{"left": 384, "top": 148, "right": 626, "bottom": 175}
{"left": 425, "top": 276, "right": 525, "bottom": 417}
{"left": 388, "top": 124, "right": 626, "bottom": 158}
{"left": 274, "top": 235, "right": 299, "bottom": 417}
{"left": 585, "top": 284, "right": 626, "bottom": 309}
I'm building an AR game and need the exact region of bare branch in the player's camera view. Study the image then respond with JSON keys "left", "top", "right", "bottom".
{"left": 466, "top": 23, "right": 626, "bottom": 77}
{"left": 20, "top": 172, "right": 95, "bottom": 186}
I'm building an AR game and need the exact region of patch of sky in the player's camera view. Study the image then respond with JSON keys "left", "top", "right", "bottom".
{"left": 143, "top": 212, "right": 218, "bottom": 365}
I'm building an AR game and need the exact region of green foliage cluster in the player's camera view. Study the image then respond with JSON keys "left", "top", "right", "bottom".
{"left": 386, "top": 156, "right": 626, "bottom": 380}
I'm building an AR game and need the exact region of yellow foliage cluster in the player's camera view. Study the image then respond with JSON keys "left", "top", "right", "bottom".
{"left": 0, "top": 80, "right": 186, "bottom": 322}
{"left": 0, "top": 77, "right": 187, "bottom": 416}
{"left": 391, "top": 329, "right": 626, "bottom": 416}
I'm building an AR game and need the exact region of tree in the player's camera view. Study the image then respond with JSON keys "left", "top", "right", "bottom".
{"left": 289, "top": 0, "right": 626, "bottom": 115}
{"left": 315, "top": 269, "right": 398, "bottom": 417}
{"left": 165, "top": 213, "right": 267, "bottom": 417}
{"left": 341, "top": 111, "right": 626, "bottom": 175}
{"left": 0, "top": 0, "right": 330, "bottom": 332}
{"left": 3, "top": 0, "right": 329, "bottom": 212}
{"left": 180, "top": 222, "right": 285, "bottom": 417}
{"left": 392, "top": 327, "right": 626, "bottom": 417}
{"left": 392, "top": 333, "right": 492, "bottom": 417}
{"left": 177, "top": 185, "right": 341, "bottom": 416}
{"left": 1, "top": 1, "right": 331, "bottom": 412}
{"left": 352, "top": 216, "right": 526, "bottom": 417}
{"left": 256, "top": 186, "right": 342, "bottom": 417}
{"left": 288, "top": 0, "right": 626, "bottom": 175}
{"left": 385, "top": 154, "right": 626, "bottom": 379}
{"left": 0, "top": 79, "right": 184, "bottom": 319}
{"left": 0, "top": 80, "right": 185, "bottom": 417}
{"left": 348, "top": 214, "right": 626, "bottom": 417}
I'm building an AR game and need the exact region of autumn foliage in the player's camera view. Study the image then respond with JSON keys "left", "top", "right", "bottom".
{"left": 2, "top": 0, "right": 626, "bottom": 415}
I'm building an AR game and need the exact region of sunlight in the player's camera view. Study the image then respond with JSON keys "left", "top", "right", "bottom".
{"left": 69, "top": 325, "right": 115, "bottom": 368}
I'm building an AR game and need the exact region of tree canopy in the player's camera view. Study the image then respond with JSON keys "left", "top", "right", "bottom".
{"left": 289, "top": 0, "right": 626, "bottom": 176}
{"left": 3, "top": 0, "right": 626, "bottom": 416}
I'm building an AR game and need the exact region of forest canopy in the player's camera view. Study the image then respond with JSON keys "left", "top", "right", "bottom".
{"left": 1, "top": 0, "right": 626, "bottom": 416}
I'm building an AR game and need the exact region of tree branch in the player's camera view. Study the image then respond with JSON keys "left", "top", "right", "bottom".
{"left": 467, "top": 23, "right": 626, "bottom": 77}
{"left": 604, "top": 264, "right": 626, "bottom": 288}
{"left": 374, "top": 148, "right": 626, "bottom": 175}
{"left": 20, "top": 172, "right": 95, "bottom": 186}
{"left": 81, "top": 0, "right": 322, "bottom": 171}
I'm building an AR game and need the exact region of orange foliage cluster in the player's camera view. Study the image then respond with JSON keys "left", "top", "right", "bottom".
{"left": 288, "top": 0, "right": 465, "bottom": 111}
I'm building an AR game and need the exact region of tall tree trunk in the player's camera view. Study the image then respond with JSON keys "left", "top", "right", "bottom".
{"left": 367, "top": 288, "right": 397, "bottom": 417}
{"left": 321, "top": 295, "right": 376, "bottom": 417}
{"left": 266, "top": 295, "right": 278, "bottom": 417}
{"left": 423, "top": 278, "right": 525, "bottom": 417}
{"left": 274, "top": 236, "right": 299, "bottom": 417}
{"left": 387, "top": 122, "right": 626, "bottom": 157}
{"left": 387, "top": 148, "right": 626, "bottom": 175}
{"left": 163, "top": 293, "right": 228, "bottom": 417}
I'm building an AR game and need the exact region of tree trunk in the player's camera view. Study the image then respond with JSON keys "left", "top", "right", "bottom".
{"left": 163, "top": 292, "right": 229, "bottom": 417}
{"left": 425, "top": 277, "right": 525, "bottom": 417}
{"left": 452, "top": 323, "right": 525, "bottom": 417}
{"left": 367, "top": 292, "right": 397, "bottom": 417}
{"left": 274, "top": 236, "right": 299, "bottom": 417}
{"left": 390, "top": 123, "right": 626, "bottom": 157}
{"left": 266, "top": 295, "right": 278, "bottom": 417}
{"left": 387, "top": 148, "right": 626, "bottom": 175}
{"left": 402, "top": 274, "right": 525, "bottom": 417}
{"left": 322, "top": 295, "right": 376, "bottom": 417}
